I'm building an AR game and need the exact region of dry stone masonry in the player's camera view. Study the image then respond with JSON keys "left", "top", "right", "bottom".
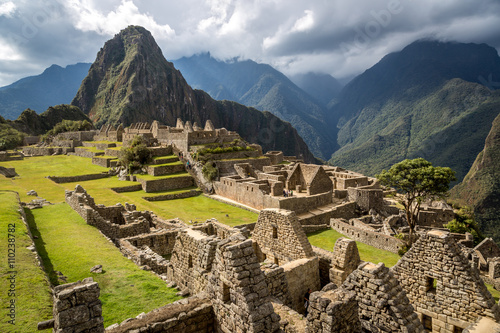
{"left": 392, "top": 230, "right": 500, "bottom": 332}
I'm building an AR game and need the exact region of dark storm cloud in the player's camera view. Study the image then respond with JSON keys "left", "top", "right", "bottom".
{"left": 1, "top": 0, "right": 500, "bottom": 86}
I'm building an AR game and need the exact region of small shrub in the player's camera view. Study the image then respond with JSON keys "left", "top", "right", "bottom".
{"left": 202, "top": 162, "right": 218, "bottom": 181}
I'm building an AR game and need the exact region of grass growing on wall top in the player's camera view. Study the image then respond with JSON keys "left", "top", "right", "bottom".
{"left": 307, "top": 229, "right": 401, "bottom": 267}
{"left": 0, "top": 191, "right": 52, "bottom": 332}
{"left": 26, "top": 203, "right": 182, "bottom": 327}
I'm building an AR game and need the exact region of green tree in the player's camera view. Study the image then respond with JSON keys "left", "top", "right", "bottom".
{"left": 119, "top": 136, "right": 152, "bottom": 174}
{"left": 377, "top": 158, "right": 456, "bottom": 244}
{"left": 445, "top": 206, "right": 484, "bottom": 245}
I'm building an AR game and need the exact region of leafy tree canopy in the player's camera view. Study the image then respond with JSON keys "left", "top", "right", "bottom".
{"left": 377, "top": 158, "right": 456, "bottom": 244}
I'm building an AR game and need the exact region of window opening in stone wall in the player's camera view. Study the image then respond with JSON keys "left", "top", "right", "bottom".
{"left": 453, "top": 326, "right": 463, "bottom": 333}
{"left": 425, "top": 276, "right": 437, "bottom": 293}
{"left": 188, "top": 255, "right": 193, "bottom": 268}
{"left": 150, "top": 237, "right": 155, "bottom": 248}
{"left": 222, "top": 283, "right": 230, "bottom": 304}
{"left": 272, "top": 226, "right": 278, "bottom": 239}
{"left": 274, "top": 257, "right": 279, "bottom": 265}
{"left": 422, "top": 314, "right": 432, "bottom": 331}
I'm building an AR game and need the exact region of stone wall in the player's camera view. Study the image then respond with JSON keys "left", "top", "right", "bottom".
{"left": 253, "top": 209, "right": 314, "bottom": 263}
{"left": 92, "top": 156, "right": 117, "bottom": 168}
{"left": 168, "top": 229, "right": 217, "bottom": 295}
{"left": 278, "top": 192, "right": 333, "bottom": 214}
{"left": 74, "top": 147, "right": 104, "bottom": 158}
{"left": 329, "top": 201, "right": 358, "bottom": 219}
{"left": 48, "top": 173, "right": 110, "bottom": 184}
{"left": 119, "top": 242, "right": 170, "bottom": 274}
{"left": 147, "top": 163, "right": 185, "bottom": 176}
{"left": 138, "top": 175, "right": 194, "bottom": 193}
{"left": 122, "top": 229, "right": 178, "bottom": 255}
{"left": 330, "top": 238, "right": 361, "bottom": 287}
{"left": 312, "top": 246, "right": 336, "bottom": 287}
{"left": 392, "top": 230, "right": 500, "bottom": 332}
{"left": 105, "top": 296, "right": 214, "bottom": 333}
{"left": 305, "top": 288, "right": 361, "bottom": 333}
{"left": 143, "top": 189, "right": 201, "bottom": 201}
{"left": 262, "top": 264, "right": 292, "bottom": 306}
{"left": 331, "top": 219, "right": 403, "bottom": 254}
{"left": 110, "top": 184, "right": 143, "bottom": 193}
{"left": 282, "top": 257, "right": 321, "bottom": 314}
{"left": 52, "top": 278, "right": 104, "bottom": 333}
{"left": 206, "top": 237, "right": 281, "bottom": 333}
{"left": 342, "top": 262, "right": 424, "bottom": 333}
{"left": 215, "top": 157, "right": 271, "bottom": 177}
{"left": 22, "top": 146, "right": 74, "bottom": 156}
{"left": 347, "top": 187, "right": 384, "bottom": 212}
{"left": 65, "top": 186, "right": 151, "bottom": 242}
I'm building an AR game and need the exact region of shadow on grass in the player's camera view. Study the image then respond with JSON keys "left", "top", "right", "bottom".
{"left": 24, "top": 207, "right": 59, "bottom": 286}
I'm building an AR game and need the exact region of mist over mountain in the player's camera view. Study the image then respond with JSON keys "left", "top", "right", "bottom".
{"left": 289, "top": 72, "right": 343, "bottom": 107}
{"left": 173, "top": 53, "right": 337, "bottom": 160}
{"left": 0, "top": 63, "right": 91, "bottom": 120}
{"left": 71, "top": 26, "right": 317, "bottom": 162}
{"left": 328, "top": 40, "right": 500, "bottom": 183}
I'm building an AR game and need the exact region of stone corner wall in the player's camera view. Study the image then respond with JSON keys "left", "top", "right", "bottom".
{"left": 53, "top": 277, "right": 104, "bottom": 333}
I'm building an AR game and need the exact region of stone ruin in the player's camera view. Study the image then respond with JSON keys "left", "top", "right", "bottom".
{"left": 42, "top": 185, "right": 500, "bottom": 332}
{"left": 393, "top": 230, "right": 500, "bottom": 332}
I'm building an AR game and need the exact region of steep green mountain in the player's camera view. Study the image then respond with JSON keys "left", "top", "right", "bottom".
{"left": 0, "top": 63, "right": 91, "bottom": 120}
{"left": 290, "top": 72, "right": 343, "bottom": 107}
{"left": 71, "top": 26, "right": 317, "bottom": 163}
{"left": 7, "top": 104, "right": 92, "bottom": 136}
{"left": 329, "top": 40, "right": 500, "bottom": 182}
{"left": 450, "top": 112, "right": 500, "bottom": 243}
{"left": 173, "top": 53, "right": 336, "bottom": 160}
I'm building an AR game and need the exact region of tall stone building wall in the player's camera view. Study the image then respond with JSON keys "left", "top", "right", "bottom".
{"left": 168, "top": 229, "right": 217, "bottom": 294}
{"left": 392, "top": 230, "right": 500, "bottom": 332}
{"left": 252, "top": 209, "right": 314, "bottom": 263}
{"left": 207, "top": 238, "right": 281, "bottom": 333}
{"left": 282, "top": 257, "right": 321, "bottom": 314}
{"left": 342, "top": 262, "right": 424, "bottom": 333}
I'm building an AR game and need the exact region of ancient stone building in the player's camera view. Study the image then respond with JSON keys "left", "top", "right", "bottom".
{"left": 207, "top": 237, "right": 281, "bottom": 333}
{"left": 252, "top": 208, "right": 320, "bottom": 313}
{"left": 286, "top": 163, "right": 332, "bottom": 195}
{"left": 342, "top": 262, "right": 424, "bottom": 333}
{"left": 392, "top": 230, "right": 500, "bottom": 332}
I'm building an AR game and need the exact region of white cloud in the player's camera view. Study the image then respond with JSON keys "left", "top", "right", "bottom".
{"left": 0, "top": 1, "right": 15, "bottom": 17}
{"left": 292, "top": 10, "right": 314, "bottom": 32}
{"left": 64, "top": 0, "right": 175, "bottom": 38}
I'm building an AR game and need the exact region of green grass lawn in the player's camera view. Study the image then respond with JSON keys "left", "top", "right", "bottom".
{"left": 0, "top": 155, "right": 257, "bottom": 226}
{"left": 0, "top": 191, "right": 52, "bottom": 332}
{"left": 307, "top": 229, "right": 401, "bottom": 267}
{"left": 27, "top": 203, "right": 182, "bottom": 327}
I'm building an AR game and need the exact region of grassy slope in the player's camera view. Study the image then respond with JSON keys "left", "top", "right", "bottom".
{"left": 307, "top": 229, "right": 400, "bottom": 267}
{"left": 0, "top": 191, "right": 52, "bottom": 332}
{"left": 26, "top": 203, "right": 182, "bottom": 327}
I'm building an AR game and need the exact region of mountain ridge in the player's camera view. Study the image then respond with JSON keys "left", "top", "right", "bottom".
{"left": 71, "top": 26, "right": 317, "bottom": 162}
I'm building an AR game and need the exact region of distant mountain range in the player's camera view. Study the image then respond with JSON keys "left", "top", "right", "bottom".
{"left": 328, "top": 40, "right": 500, "bottom": 183}
{"left": 0, "top": 63, "right": 91, "bottom": 120}
{"left": 70, "top": 26, "right": 317, "bottom": 162}
{"left": 173, "top": 54, "right": 339, "bottom": 159}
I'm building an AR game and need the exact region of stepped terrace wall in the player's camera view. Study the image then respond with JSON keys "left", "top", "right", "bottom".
{"left": 138, "top": 175, "right": 194, "bottom": 193}
{"left": 279, "top": 191, "right": 332, "bottom": 214}
{"left": 22, "top": 146, "right": 74, "bottom": 156}
{"left": 48, "top": 173, "right": 109, "bottom": 184}
{"left": 146, "top": 163, "right": 185, "bottom": 176}
{"left": 215, "top": 157, "right": 271, "bottom": 176}
{"left": 330, "top": 218, "right": 403, "bottom": 253}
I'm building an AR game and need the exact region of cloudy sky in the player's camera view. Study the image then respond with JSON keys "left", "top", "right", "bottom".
{"left": 1, "top": 0, "right": 500, "bottom": 87}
